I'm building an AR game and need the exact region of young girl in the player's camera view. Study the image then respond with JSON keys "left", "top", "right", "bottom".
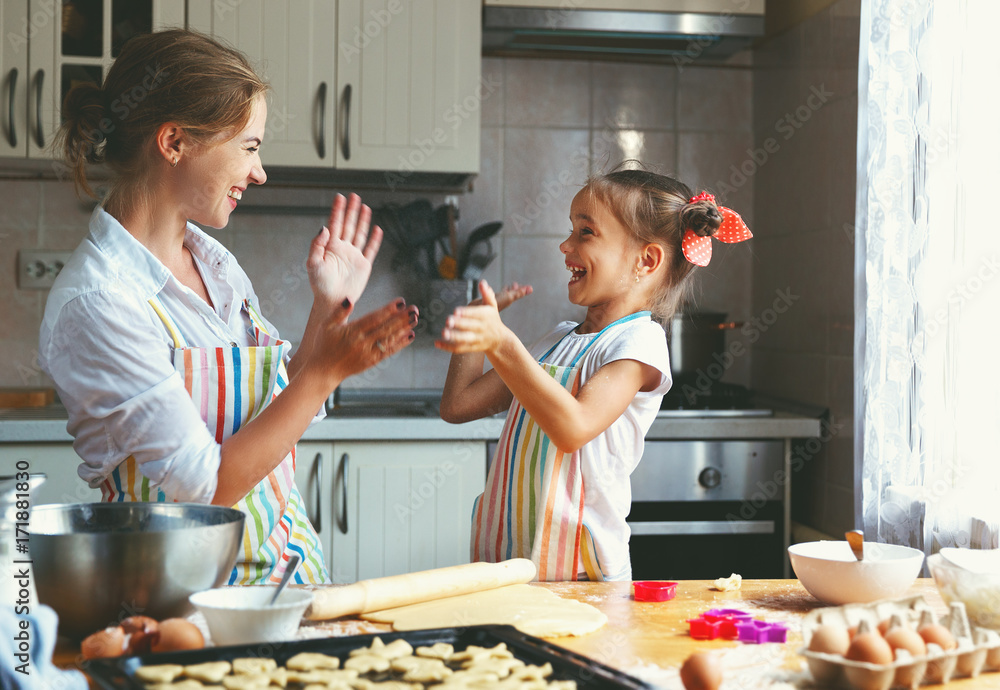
{"left": 437, "top": 168, "right": 751, "bottom": 581}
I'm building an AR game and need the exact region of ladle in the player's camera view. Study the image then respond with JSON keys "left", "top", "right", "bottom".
{"left": 269, "top": 553, "right": 301, "bottom": 605}
{"left": 846, "top": 529, "right": 864, "bottom": 561}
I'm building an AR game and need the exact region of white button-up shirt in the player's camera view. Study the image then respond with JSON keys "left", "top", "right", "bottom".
{"left": 39, "top": 206, "right": 307, "bottom": 503}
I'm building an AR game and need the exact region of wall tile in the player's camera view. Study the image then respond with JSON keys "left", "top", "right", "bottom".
{"left": 677, "top": 67, "right": 753, "bottom": 133}
{"left": 590, "top": 62, "right": 675, "bottom": 131}
{"left": 0, "top": 180, "right": 40, "bottom": 233}
{"left": 677, "top": 131, "right": 754, "bottom": 223}
{"left": 39, "top": 181, "right": 97, "bottom": 233}
{"left": 752, "top": 234, "right": 829, "bottom": 355}
{"left": 480, "top": 58, "right": 505, "bottom": 127}
{"left": 505, "top": 59, "right": 590, "bottom": 128}
{"left": 502, "top": 128, "right": 590, "bottom": 237}
{"left": 823, "top": 484, "right": 856, "bottom": 534}
{"left": 752, "top": 350, "right": 827, "bottom": 406}
{"left": 457, "top": 127, "right": 503, "bottom": 243}
{"left": 590, "top": 130, "right": 676, "bottom": 177}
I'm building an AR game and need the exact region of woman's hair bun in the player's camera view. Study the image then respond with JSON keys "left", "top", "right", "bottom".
{"left": 61, "top": 82, "right": 107, "bottom": 162}
{"left": 680, "top": 197, "right": 723, "bottom": 238}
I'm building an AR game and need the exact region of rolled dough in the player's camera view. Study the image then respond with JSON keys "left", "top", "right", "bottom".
{"left": 361, "top": 584, "right": 607, "bottom": 638}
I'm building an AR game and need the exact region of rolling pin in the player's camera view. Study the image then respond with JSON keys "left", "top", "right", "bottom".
{"left": 305, "top": 558, "right": 537, "bottom": 620}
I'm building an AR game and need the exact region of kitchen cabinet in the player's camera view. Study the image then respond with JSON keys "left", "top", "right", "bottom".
{"left": 296, "top": 440, "right": 486, "bottom": 583}
{"left": 1, "top": 0, "right": 184, "bottom": 160}
{"left": 188, "top": 0, "right": 481, "bottom": 173}
{"left": 0, "top": 444, "right": 101, "bottom": 506}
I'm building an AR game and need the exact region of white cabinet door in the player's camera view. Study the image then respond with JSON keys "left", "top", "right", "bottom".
{"left": 0, "top": 0, "right": 29, "bottom": 158}
{"left": 293, "top": 441, "right": 334, "bottom": 572}
{"left": 335, "top": 0, "right": 480, "bottom": 173}
{"left": 20, "top": 0, "right": 184, "bottom": 160}
{"left": 188, "top": 0, "right": 336, "bottom": 167}
{"left": 0, "top": 445, "right": 101, "bottom": 506}
{"left": 330, "top": 441, "right": 486, "bottom": 583}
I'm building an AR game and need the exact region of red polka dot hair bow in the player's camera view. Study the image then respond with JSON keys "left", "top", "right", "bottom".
{"left": 681, "top": 192, "right": 752, "bottom": 267}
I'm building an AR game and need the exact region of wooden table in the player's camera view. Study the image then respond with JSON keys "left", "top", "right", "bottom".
{"left": 55, "top": 579, "right": 1000, "bottom": 688}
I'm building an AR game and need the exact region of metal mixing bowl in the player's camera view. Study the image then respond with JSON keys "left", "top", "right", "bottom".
{"left": 29, "top": 502, "right": 245, "bottom": 639}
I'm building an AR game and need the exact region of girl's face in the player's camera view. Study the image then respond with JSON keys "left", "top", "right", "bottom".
{"left": 177, "top": 96, "right": 268, "bottom": 229}
{"left": 560, "top": 189, "right": 641, "bottom": 310}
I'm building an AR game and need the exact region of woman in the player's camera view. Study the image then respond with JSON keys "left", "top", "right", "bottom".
{"left": 38, "top": 29, "right": 418, "bottom": 585}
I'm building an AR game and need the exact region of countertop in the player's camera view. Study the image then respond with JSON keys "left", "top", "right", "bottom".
{"left": 55, "top": 579, "right": 992, "bottom": 689}
{"left": 0, "top": 406, "right": 822, "bottom": 444}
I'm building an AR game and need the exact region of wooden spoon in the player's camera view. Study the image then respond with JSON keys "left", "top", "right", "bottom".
{"left": 846, "top": 530, "right": 865, "bottom": 561}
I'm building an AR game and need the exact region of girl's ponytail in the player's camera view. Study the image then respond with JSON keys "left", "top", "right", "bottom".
{"left": 679, "top": 196, "right": 723, "bottom": 238}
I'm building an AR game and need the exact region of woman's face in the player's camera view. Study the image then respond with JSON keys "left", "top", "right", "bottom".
{"left": 178, "top": 96, "right": 267, "bottom": 229}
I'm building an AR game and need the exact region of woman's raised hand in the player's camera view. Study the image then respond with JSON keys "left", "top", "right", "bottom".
{"left": 313, "top": 298, "right": 418, "bottom": 383}
{"left": 307, "top": 193, "right": 383, "bottom": 307}
{"left": 435, "top": 280, "right": 520, "bottom": 354}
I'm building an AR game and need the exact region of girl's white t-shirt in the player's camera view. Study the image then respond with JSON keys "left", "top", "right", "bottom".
{"left": 527, "top": 314, "right": 672, "bottom": 580}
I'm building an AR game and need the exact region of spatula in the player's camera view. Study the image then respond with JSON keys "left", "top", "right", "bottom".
{"left": 846, "top": 530, "right": 864, "bottom": 561}
{"left": 269, "top": 553, "right": 301, "bottom": 605}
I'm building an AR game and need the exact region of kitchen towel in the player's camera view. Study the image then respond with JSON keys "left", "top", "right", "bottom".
{"left": 0, "top": 605, "right": 88, "bottom": 690}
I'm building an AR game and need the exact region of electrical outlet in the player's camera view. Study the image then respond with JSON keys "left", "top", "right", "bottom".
{"left": 17, "top": 250, "right": 73, "bottom": 290}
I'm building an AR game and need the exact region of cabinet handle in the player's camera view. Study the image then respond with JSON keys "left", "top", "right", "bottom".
{"left": 340, "top": 83, "right": 351, "bottom": 161}
{"left": 34, "top": 69, "right": 44, "bottom": 149}
{"left": 336, "top": 452, "right": 349, "bottom": 534}
{"left": 310, "top": 451, "right": 323, "bottom": 533}
{"left": 316, "top": 81, "right": 327, "bottom": 159}
{"left": 7, "top": 68, "right": 18, "bottom": 148}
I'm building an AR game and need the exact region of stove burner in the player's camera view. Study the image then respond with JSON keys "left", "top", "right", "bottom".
{"left": 661, "top": 376, "right": 760, "bottom": 412}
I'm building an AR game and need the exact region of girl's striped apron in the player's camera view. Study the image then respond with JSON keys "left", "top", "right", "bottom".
{"left": 100, "top": 297, "right": 330, "bottom": 586}
{"left": 470, "top": 312, "right": 648, "bottom": 582}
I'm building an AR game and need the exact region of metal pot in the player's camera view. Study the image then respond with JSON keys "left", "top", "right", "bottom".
{"left": 667, "top": 311, "right": 742, "bottom": 378}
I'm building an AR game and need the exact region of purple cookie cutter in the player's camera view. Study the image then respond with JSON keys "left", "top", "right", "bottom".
{"left": 736, "top": 619, "right": 789, "bottom": 644}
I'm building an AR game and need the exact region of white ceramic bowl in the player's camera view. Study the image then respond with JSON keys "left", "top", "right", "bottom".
{"left": 189, "top": 586, "right": 314, "bottom": 645}
{"left": 928, "top": 548, "right": 1000, "bottom": 629}
{"left": 788, "top": 540, "right": 925, "bottom": 605}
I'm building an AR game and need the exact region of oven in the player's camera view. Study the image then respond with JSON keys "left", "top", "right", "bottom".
{"left": 627, "top": 436, "right": 786, "bottom": 580}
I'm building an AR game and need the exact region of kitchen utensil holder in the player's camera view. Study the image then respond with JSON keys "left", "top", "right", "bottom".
{"left": 425, "top": 279, "right": 473, "bottom": 338}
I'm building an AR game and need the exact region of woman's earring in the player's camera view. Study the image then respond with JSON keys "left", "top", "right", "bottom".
{"left": 171, "top": 157, "right": 178, "bottom": 167}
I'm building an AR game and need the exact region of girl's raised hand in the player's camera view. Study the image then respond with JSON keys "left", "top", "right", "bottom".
{"left": 469, "top": 281, "right": 533, "bottom": 311}
{"left": 435, "top": 280, "right": 513, "bottom": 354}
{"left": 307, "top": 193, "right": 384, "bottom": 307}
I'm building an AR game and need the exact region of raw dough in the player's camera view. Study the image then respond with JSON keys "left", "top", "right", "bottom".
{"left": 134, "top": 665, "right": 185, "bottom": 683}
{"left": 182, "top": 661, "right": 231, "bottom": 684}
{"left": 361, "top": 585, "right": 607, "bottom": 638}
{"left": 713, "top": 573, "right": 742, "bottom": 591}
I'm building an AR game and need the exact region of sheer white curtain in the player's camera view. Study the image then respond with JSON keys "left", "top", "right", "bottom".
{"left": 857, "top": 0, "right": 1000, "bottom": 554}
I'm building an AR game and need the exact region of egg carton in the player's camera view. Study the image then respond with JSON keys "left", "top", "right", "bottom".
{"left": 800, "top": 595, "right": 1000, "bottom": 690}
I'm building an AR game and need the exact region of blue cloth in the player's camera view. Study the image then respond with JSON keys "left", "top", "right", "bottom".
{"left": 0, "top": 605, "right": 88, "bottom": 690}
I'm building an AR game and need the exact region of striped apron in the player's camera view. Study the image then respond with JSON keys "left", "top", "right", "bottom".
{"left": 100, "top": 297, "right": 329, "bottom": 585}
{"left": 470, "top": 312, "right": 648, "bottom": 581}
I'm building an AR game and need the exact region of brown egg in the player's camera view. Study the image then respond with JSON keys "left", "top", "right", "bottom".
{"left": 120, "top": 615, "right": 158, "bottom": 634}
{"left": 884, "top": 627, "right": 928, "bottom": 658}
{"left": 918, "top": 623, "right": 957, "bottom": 650}
{"left": 122, "top": 616, "right": 159, "bottom": 654}
{"left": 845, "top": 632, "right": 894, "bottom": 665}
{"left": 877, "top": 618, "right": 893, "bottom": 636}
{"left": 680, "top": 651, "right": 722, "bottom": 690}
{"left": 808, "top": 624, "right": 852, "bottom": 656}
{"left": 149, "top": 618, "right": 205, "bottom": 653}
{"left": 80, "top": 626, "right": 127, "bottom": 659}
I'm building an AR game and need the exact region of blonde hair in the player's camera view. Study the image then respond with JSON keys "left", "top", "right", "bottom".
{"left": 57, "top": 29, "right": 268, "bottom": 219}
{"left": 583, "top": 164, "right": 723, "bottom": 324}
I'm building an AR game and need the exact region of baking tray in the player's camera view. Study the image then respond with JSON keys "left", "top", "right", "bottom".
{"left": 85, "top": 624, "right": 655, "bottom": 689}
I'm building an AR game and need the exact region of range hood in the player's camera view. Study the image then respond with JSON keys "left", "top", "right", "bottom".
{"left": 483, "top": 0, "right": 765, "bottom": 63}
